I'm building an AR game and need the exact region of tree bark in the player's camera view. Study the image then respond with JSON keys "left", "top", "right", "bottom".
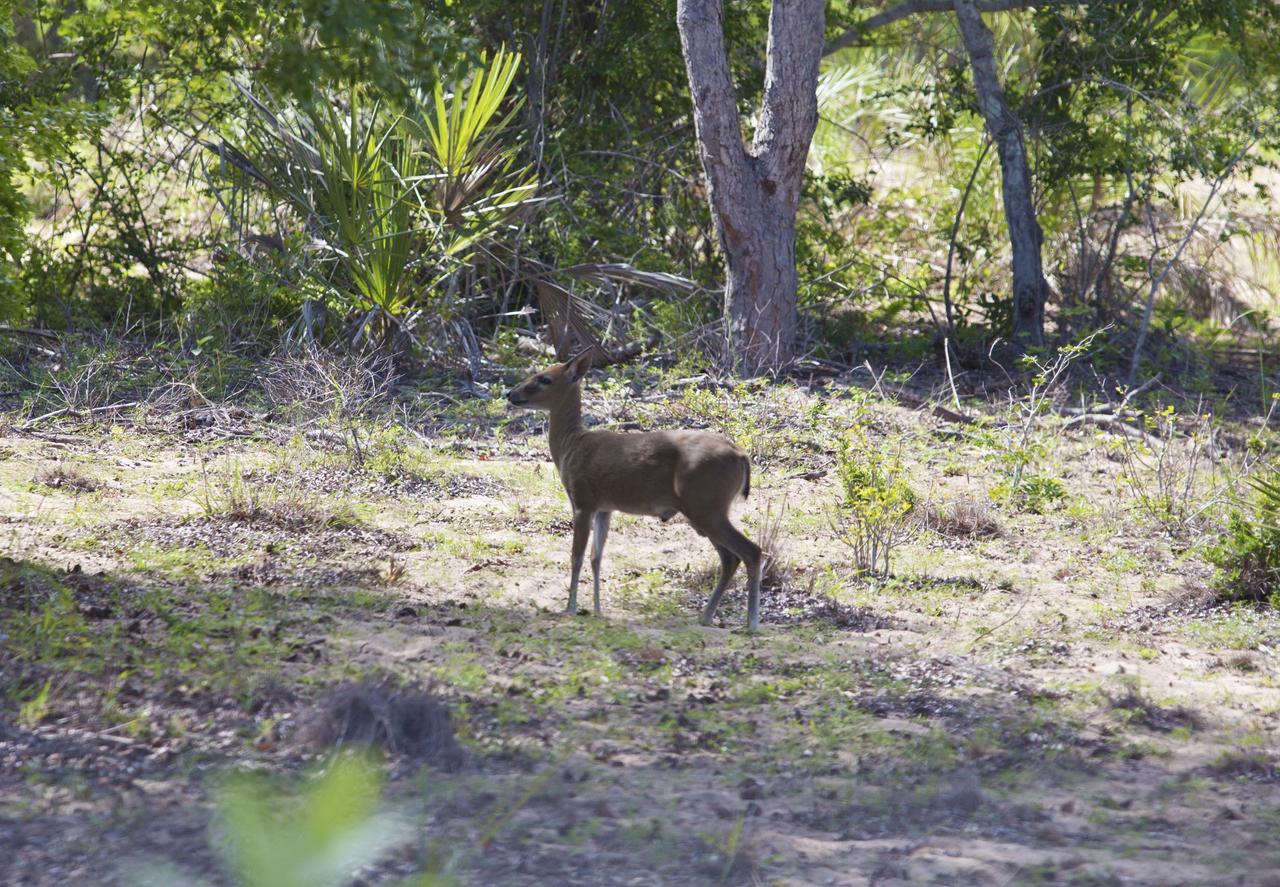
{"left": 677, "top": 0, "right": 825, "bottom": 374}
{"left": 952, "top": 0, "right": 1046, "bottom": 347}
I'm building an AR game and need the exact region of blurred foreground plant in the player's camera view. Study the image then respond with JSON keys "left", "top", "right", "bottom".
{"left": 126, "top": 754, "right": 444, "bottom": 886}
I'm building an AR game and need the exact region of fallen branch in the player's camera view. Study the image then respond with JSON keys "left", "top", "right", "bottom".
{"left": 931, "top": 405, "right": 980, "bottom": 426}
{"left": 20, "top": 401, "right": 141, "bottom": 431}
{"left": 0, "top": 324, "right": 60, "bottom": 341}
{"left": 1056, "top": 375, "right": 1160, "bottom": 418}
{"left": 1061, "top": 412, "right": 1162, "bottom": 446}
{"left": 1117, "top": 373, "right": 1162, "bottom": 411}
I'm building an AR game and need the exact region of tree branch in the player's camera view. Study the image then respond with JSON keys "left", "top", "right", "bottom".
{"left": 754, "top": 0, "right": 826, "bottom": 190}
{"left": 825, "top": 0, "right": 1069, "bottom": 56}
{"left": 677, "top": 0, "right": 749, "bottom": 193}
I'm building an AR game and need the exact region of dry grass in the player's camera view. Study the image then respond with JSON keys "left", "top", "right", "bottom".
{"left": 260, "top": 346, "right": 396, "bottom": 422}
{"left": 1204, "top": 748, "right": 1280, "bottom": 781}
{"left": 756, "top": 496, "right": 794, "bottom": 592}
{"left": 920, "top": 496, "right": 1003, "bottom": 539}
{"left": 1105, "top": 684, "right": 1203, "bottom": 733}
{"left": 33, "top": 463, "right": 97, "bottom": 493}
{"left": 299, "top": 681, "right": 464, "bottom": 768}
{"left": 198, "top": 461, "right": 358, "bottom": 530}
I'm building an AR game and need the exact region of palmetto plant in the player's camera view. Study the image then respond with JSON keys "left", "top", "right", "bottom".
{"left": 425, "top": 49, "right": 536, "bottom": 230}
{"left": 209, "top": 50, "right": 536, "bottom": 343}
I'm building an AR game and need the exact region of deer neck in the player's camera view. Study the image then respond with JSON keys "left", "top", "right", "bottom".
{"left": 548, "top": 385, "right": 585, "bottom": 468}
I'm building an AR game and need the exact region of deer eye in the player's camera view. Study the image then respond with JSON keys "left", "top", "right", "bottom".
{"left": 537, "top": 375, "right": 552, "bottom": 385}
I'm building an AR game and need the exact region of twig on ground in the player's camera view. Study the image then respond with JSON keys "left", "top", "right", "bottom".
{"left": 20, "top": 401, "right": 142, "bottom": 431}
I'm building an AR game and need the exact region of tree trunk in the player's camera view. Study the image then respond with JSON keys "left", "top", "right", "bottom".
{"left": 720, "top": 188, "right": 801, "bottom": 369}
{"left": 677, "top": 0, "right": 825, "bottom": 374}
{"left": 952, "top": 0, "right": 1046, "bottom": 347}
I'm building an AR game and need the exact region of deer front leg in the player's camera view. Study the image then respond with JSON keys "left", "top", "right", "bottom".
{"left": 567, "top": 507, "right": 594, "bottom": 614}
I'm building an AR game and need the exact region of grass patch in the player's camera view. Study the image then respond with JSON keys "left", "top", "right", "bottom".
{"left": 32, "top": 462, "right": 98, "bottom": 493}
{"left": 198, "top": 460, "right": 359, "bottom": 530}
{"left": 1105, "top": 682, "right": 1202, "bottom": 733}
{"left": 921, "top": 495, "right": 1003, "bottom": 539}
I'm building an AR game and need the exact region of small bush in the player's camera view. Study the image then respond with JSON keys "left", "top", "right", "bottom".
{"left": 994, "top": 473, "right": 1067, "bottom": 514}
{"left": 300, "top": 680, "right": 464, "bottom": 769}
{"left": 1207, "top": 468, "right": 1280, "bottom": 606}
{"left": 1105, "top": 682, "right": 1202, "bottom": 733}
{"left": 33, "top": 463, "right": 98, "bottom": 493}
{"left": 260, "top": 347, "right": 395, "bottom": 423}
{"left": 830, "top": 429, "right": 917, "bottom": 577}
{"left": 1118, "top": 405, "right": 1220, "bottom": 536}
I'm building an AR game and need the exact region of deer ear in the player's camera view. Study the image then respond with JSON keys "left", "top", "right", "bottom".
{"left": 565, "top": 349, "right": 594, "bottom": 383}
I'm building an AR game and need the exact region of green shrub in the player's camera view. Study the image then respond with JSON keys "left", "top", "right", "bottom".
{"left": 180, "top": 256, "right": 308, "bottom": 347}
{"left": 830, "top": 428, "right": 917, "bottom": 577}
{"left": 1209, "top": 469, "right": 1280, "bottom": 606}
{"left": 992, "top": 473, "right": 1067, "bottom": 514}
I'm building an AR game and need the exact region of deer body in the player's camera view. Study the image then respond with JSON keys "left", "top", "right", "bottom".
{"left": 508, "top": 352, "right": 762, "bottom": 630}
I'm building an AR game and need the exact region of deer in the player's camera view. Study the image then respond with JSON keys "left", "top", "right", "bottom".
{"left": 506, "top": 350, "right": 763, "bottom": 631}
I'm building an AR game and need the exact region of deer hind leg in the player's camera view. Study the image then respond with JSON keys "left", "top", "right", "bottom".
{"left": 590, "top": 511, "right": 612, "bottom": 616}
{"left": 567, "top": 508, "right": 594, "bottom": 614}
{"left": 693, "top": 517, "right": 762, "bottom": 631}
{"left": 700, "top": 544, "right": 740, "bottom": 626}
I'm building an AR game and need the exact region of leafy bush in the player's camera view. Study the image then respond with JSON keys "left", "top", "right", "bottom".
{"left": 1209, "top": 468, "right": 1280, "bottom": 606}
{"left": 980, "top": 332, "right": 1100, "bottom": 512}
{"left": 830, "top": 428, "right": 917, "bottom": 577}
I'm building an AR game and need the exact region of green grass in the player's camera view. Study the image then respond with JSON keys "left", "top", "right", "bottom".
{"left": 1181, "top": 604, "right": 1277, "bottom": 650}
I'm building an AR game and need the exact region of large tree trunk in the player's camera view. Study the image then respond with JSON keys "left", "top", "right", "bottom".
{"left": 677, "top": 0, "right": 825, "bottom": 374}
{"left": 952, "top": 0, "right": 1046, "bottom": 347}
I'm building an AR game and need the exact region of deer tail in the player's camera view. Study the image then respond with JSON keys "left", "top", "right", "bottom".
{"left": 740, "top": 455, "right": 751, "bottom": 500}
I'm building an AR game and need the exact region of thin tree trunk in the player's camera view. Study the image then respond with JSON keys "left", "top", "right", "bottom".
{"left": 953, "top": 0, "right": 1046, "bottom": 348}
{"left": 677, "top": 0, "right": 824, "bottom": 374}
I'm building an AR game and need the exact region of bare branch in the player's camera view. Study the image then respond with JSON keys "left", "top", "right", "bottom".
{"left": 676, "top": 0, "right": 749, "bottom": 194}
{"left": 755, "top": 0, "right": 826, "bottom": 185}
{"left": 825, "top": 0, "right": 1072, "bottom": 55}
{"left": 1126, "top": 133, "right": 1257, "bottom": 386}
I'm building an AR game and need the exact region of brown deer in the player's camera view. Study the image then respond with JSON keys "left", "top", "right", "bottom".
{"left": 506, "top": 350, "right": 763, "bottom": 630}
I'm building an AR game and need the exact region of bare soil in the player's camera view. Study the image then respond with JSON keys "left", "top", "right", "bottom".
{"left": 2, "top": 373, "right": 1278, "bottom": 886}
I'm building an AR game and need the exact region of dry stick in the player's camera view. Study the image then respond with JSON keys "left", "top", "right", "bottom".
{"left": 1127, "top": 136, "right": 1256, "bottom": 387}
{"left": 20, "top": 401, "right": 141, "bottom": 431}
{"left": 940, "top": 138, "right": 992, "bottom": 336}
{"left": 1060, "top": 413, "right": 1162, "bottom": 446}
{"left": 1057, "top": 374, "right": 1160, "bottom": 416}
{"left": 943, "top": 337, "right": 962, "bottom": 411}
{"left": 1115, "top": 372, "right": 1162, "bottom": 413}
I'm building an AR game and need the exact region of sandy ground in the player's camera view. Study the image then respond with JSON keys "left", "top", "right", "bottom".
{"left": 2, "top": 375, "right": 1278, "bottom": 885}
